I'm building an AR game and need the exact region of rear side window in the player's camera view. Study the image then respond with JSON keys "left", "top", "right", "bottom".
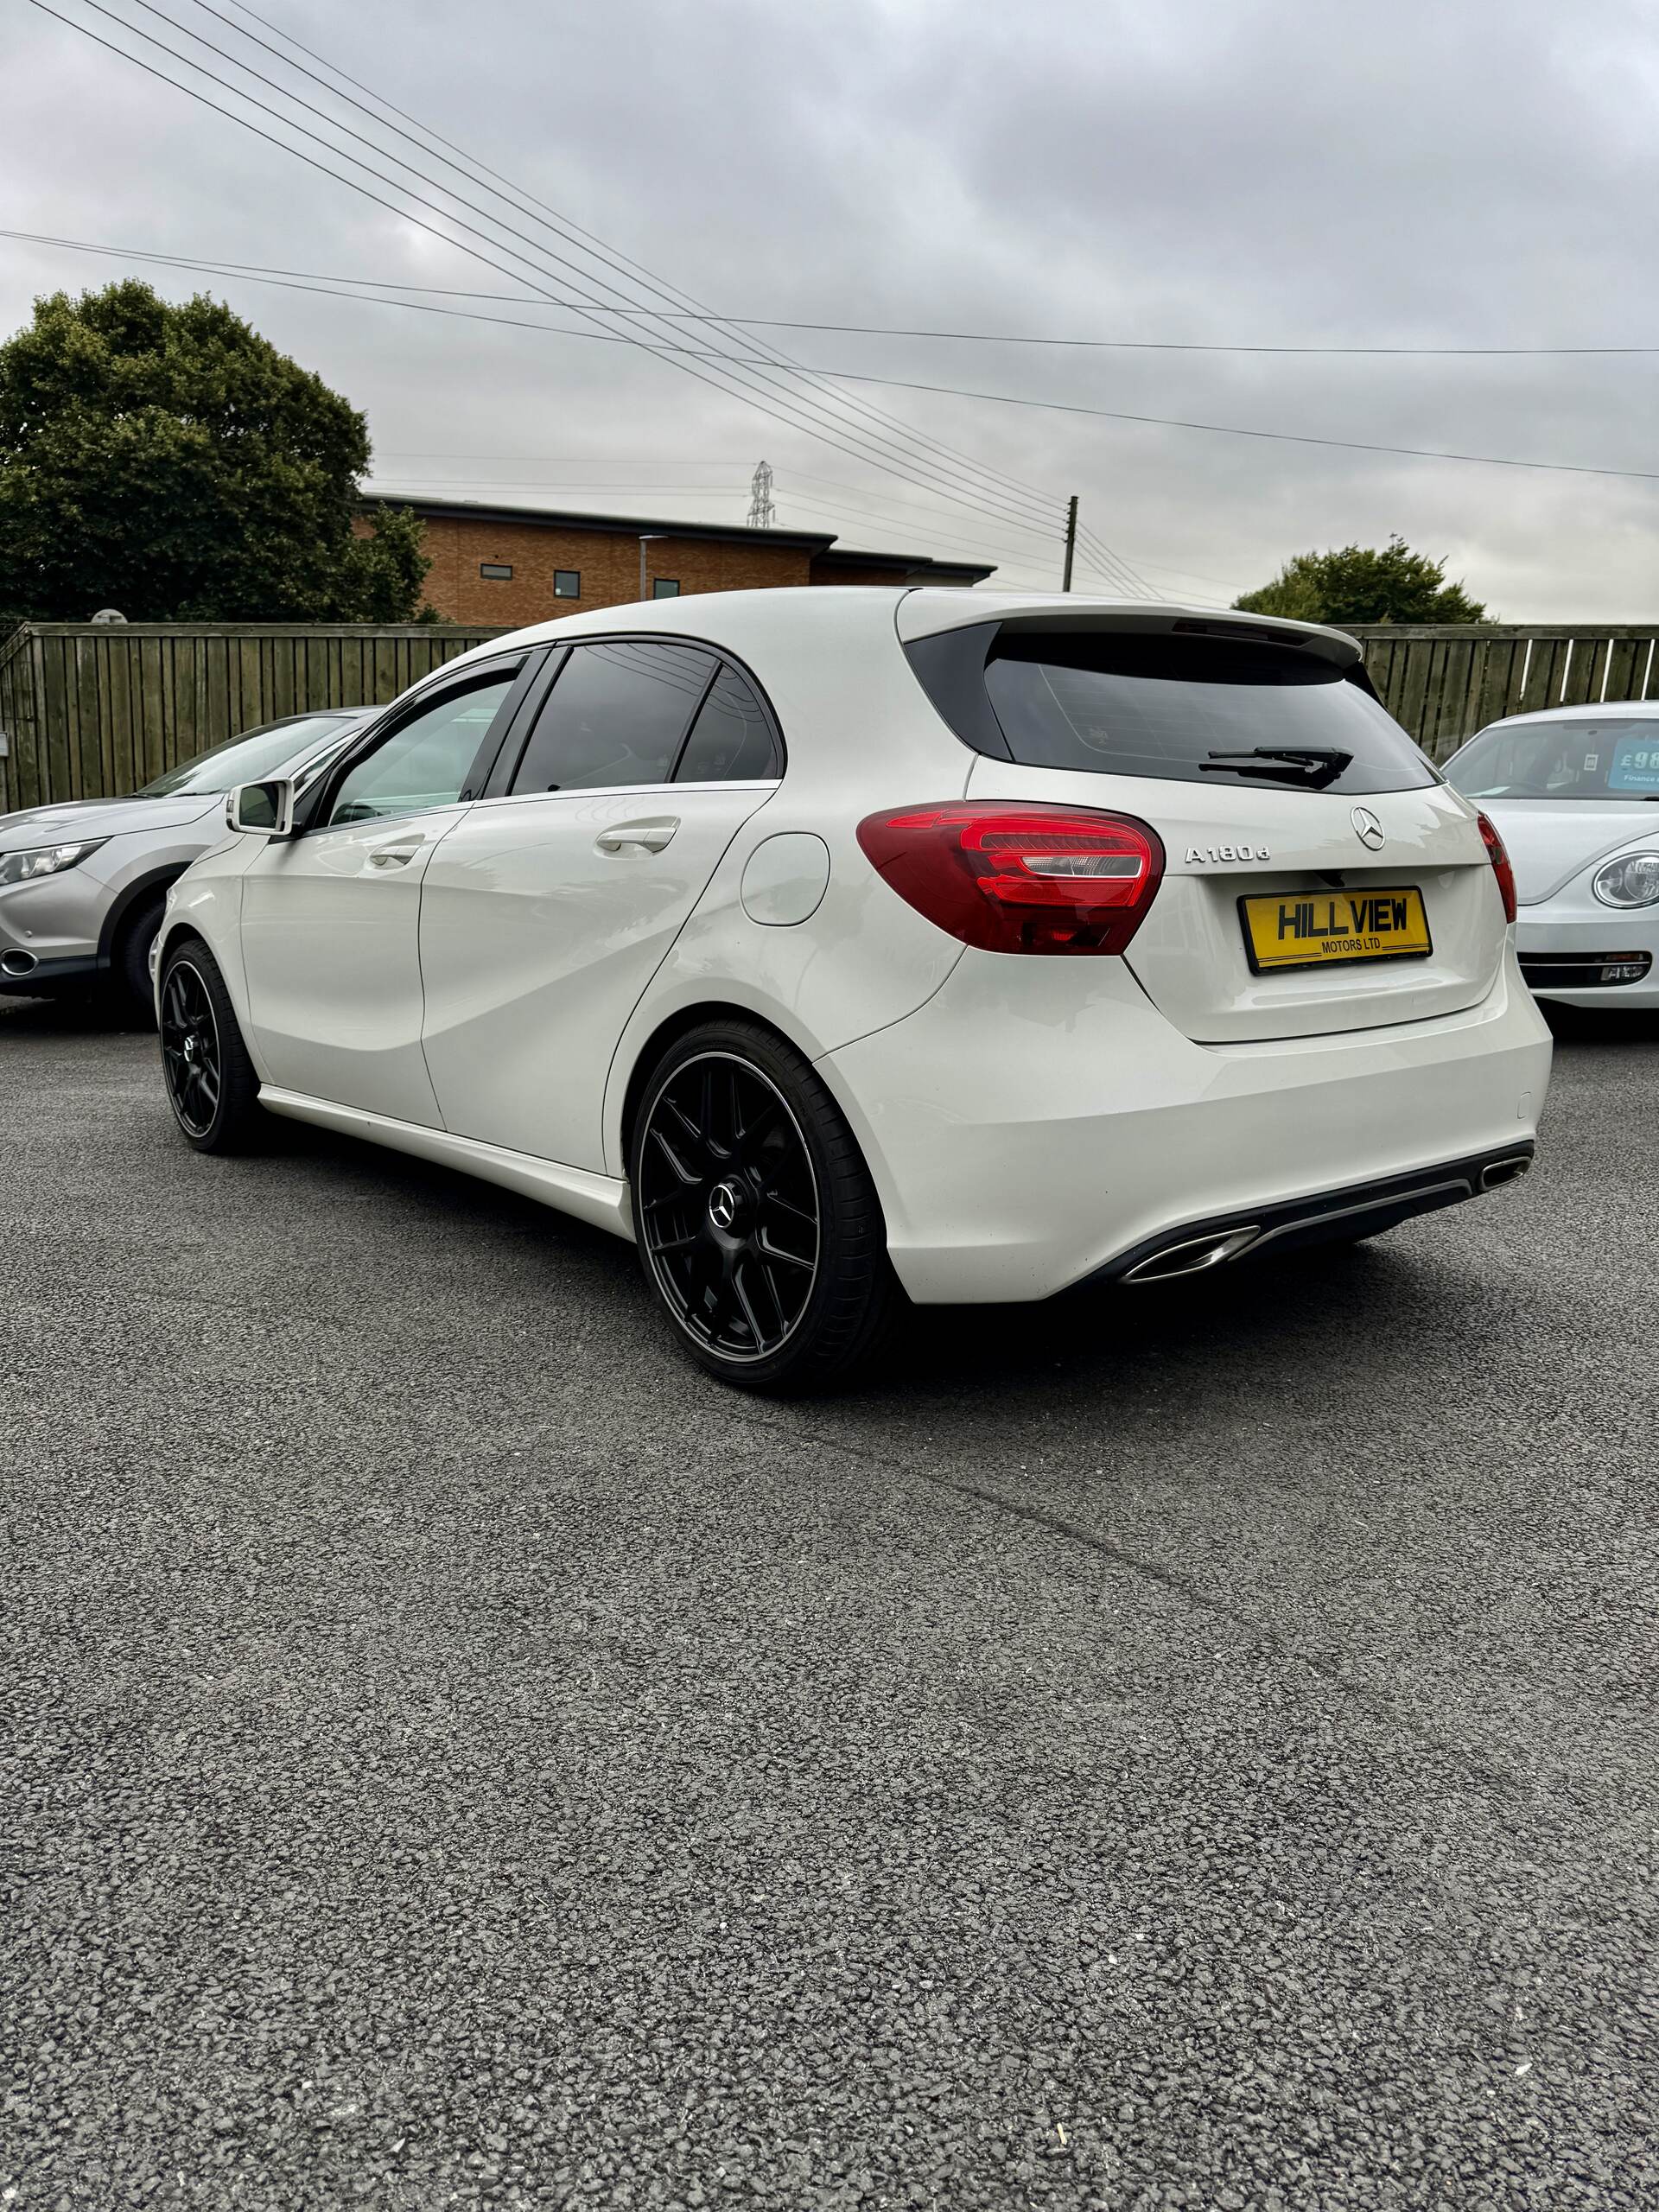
{"left": 675, "top": 663, "right": 779, "bottom": 783}
{"left": 510, "top": 640, "right": 715, "bottom": 792}
{"left": 910, "top": 626, "right": 1436, "bottom": 796}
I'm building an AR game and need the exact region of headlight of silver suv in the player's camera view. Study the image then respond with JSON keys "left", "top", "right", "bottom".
{"left": 0, "top": 838, "right": 109, "bottom": 889}
{"left": 1592, "top": 852, "right": 1659, "bottom": 909}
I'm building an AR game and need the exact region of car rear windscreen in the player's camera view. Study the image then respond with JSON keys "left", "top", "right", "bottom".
{"left": 910, "top": 626, "right": 1437, "bottom": 795}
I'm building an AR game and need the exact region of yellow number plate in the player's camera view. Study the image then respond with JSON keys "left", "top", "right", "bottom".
{"left": 1240, "top": 886, "right": 1433, "bottom": 974}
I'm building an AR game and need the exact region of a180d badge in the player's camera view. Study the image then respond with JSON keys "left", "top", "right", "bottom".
{"left": 1185, "top": 842, "right": 1271, "bottom": 864}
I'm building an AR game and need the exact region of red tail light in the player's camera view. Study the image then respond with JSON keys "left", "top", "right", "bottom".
{"left": 1477, "top": 810, "right": 1517, "bottom": 924}
{"left": 856, "top": 802, "right": 1165, "bottom": 955}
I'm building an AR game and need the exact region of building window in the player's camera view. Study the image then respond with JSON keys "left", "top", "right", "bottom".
{"left": 554, "top": 570, "right": 581, "bottom": 599}
{"left": 652, "top": 578, "right": 681, "bottom": 599}
{"left": 480, "top": 563, "right": 513, "bottom": 581}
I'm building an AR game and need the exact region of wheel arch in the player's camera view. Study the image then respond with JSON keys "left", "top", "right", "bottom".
{"left": 614, "top": 999, "right": 810, "bottom": 1173}
{"left": 98, "top": 864, "right": 189, "bottom": 967}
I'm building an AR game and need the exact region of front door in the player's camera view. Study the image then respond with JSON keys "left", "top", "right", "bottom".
{"left": 418, "top": 642, "right": 782, "bottom": 1169}
{"left": 239, "top": 663, "right": 525, "bottom": 1121}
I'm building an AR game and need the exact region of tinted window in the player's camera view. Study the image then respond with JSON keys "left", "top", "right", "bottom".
{"left": 1446, "top": 718, "right": 1659, "bottom": 801}
{"left": 509, "top": 640, "right": 714, "bottom": 793}
{"left": 138, "top": 713, "right": 359, "bottom": 797}
{"left": 675, "top": 663, "right": 779, "bottom": 783}
{"left": 917, "top": 629, "right": 1435, "bottom": 796}
{"left": 329, "top": 675, "right": 515, "bottom": 824}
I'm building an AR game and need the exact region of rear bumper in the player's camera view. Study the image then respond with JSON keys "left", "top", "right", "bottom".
{"left": 1079, "top": 1142, "right": 1533, "bottom": 1288}
{"left": 822, "top": 947, "right": 1552, "bottom": 1303}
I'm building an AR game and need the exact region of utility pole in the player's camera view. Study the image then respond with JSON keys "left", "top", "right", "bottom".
{"left": 747, "top": 460, "right": 776, "bottom": 529}
{"left": 638, "top": 532, "right": 666, "bottom": 599}
{"left": 1061, "top": 494, "right": 1078, "bottom": 593}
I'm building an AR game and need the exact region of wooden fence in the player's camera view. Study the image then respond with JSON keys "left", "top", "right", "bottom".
{"left": 0, "top": 622, "right": 506, "bottom": 813}
{"left": 3, "top": 617, "right": 1656, "bottom": 810}
{"left": 1347, "top": 625, "right": 1659, "bottom": 760}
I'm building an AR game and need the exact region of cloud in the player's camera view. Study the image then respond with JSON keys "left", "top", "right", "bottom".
{"left": 3, "top": 0, "right": 1655, "bottom": 615}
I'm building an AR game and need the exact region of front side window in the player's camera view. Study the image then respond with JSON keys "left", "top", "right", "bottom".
{"left": 675, "top": 663, "right": 779, "bottom": 783}
{"left": 328, "top": 674, "right": 517, "bottom": 825}
{"left": 508, "top": 640, "right": 714, "bottom": 793}
{"left": 554, "top": 571, "right": 581, "bottom": 599}
{"left": 1446, "top": 718, "right": 1659, "bottom": 801}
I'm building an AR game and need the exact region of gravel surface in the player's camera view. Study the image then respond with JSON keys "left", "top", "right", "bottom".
{"left": 3, "top": 995, "right": 1656, "bottom": 2211}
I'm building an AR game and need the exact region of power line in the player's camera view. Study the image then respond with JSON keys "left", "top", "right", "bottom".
{"left": 552, "top": 315, "right": 1659, "bottom": 359}
{"left": 3, "top": 221, "right": 1052, "bottom": 569}
{"left": 214, "top": 0, "right": 1076, "bottom": 528}
{"left": 15, "top": 200, "right": 1643, "bottom": 493}
{"left": 0, "top": 215, "right": 1147, "bottom": 587}
{"left": 139, "top": 0, "right": 1076, "bottom": 542}
{"left": 1075, "top": 523, "right": 1150, "bottom": 598}
{"left": 0, "top": 221, "right": 1071, "bottom": 556}
{"left": 807, "top": 364, "right": 1659, "bottom": 486}
{"left": 9, "top": 221, "right": 1643, "bottom": 358}
{"left": 26, "top": 0, "right": 1069, "bottom": 545}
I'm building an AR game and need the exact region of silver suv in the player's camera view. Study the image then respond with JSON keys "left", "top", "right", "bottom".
{"left": 0, "top": 709, "right": 371, "bottom": 1014}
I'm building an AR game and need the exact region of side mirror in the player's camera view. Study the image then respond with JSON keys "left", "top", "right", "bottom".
{"left": 226, "top": 778, "right": 296, "bottom": 839}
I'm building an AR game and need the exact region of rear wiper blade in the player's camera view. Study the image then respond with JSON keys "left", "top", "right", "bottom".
{"left": 1200, "top": 746, "right": 1354, "bottom": 790}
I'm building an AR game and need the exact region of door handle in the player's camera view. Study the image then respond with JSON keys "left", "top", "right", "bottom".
{"left": 369, "top": 841, "right": 421, "bottom": 869}
{"left": 595, "top": 818, "right": 678, "bottom": 855}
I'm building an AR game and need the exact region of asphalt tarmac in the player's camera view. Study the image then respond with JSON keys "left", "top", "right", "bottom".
{"left": 4, "top": 995, "right": 1656, "bottom": 2210}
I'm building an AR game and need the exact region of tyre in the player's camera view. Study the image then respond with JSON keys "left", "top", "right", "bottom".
{"left": 158, "top": 937, "right": 264, "bottom": 1154}
{"left": 112, "top": 890, "right": 168, "bottom": 1020}
{"left": 629, "top": 1020, "right": 899, "bottom": 1394}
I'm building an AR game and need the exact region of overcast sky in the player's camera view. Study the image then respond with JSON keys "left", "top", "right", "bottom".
{"left": 4, "top": 0, "right": 1656, "bottom": 617}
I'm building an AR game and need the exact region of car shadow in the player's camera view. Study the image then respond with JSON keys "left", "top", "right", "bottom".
{"left": 1540, "top": 1000, "right": 1659, "bottom": 1046}
{"left": 249, "top": 1106, "right": 1566, "bottom": 1430}
{"left": 0, "top": 991, "right": 152, "bottom": 1035}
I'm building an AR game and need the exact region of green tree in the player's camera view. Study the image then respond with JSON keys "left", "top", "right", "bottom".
{"left": 0, "top": 280, "right": 429, "bottom": 622}
{"left": 1234, "top": 536, "right": 1487, "bottom": 625}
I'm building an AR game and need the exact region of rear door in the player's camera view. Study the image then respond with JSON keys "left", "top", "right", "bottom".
{"left": 418, "top": 639, "right": 780, "bottom": 1170}
{"left": 912, "top": 618, "right": 1503, "bottom": 1044}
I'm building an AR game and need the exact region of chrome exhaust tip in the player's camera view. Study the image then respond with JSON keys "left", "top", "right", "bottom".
{"left": 1479, "top": 1155, "right": 1532, "bottom": 1192}
{"left": 0, "top": 948, "right": 37, "bottom": 978}
{"left": 1122, "top": 1225, "right": 1261, "bottom": 1284}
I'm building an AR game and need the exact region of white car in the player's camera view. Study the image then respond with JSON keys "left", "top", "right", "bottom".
{"left": 1443, "top": 702, "right": 1659, "bottom": 1007}
{"left": 154, "top": 589, "right": 1551, "bottom": 1390}
{"left": 0, "top": 709, "right": 370, "bottom": 1013}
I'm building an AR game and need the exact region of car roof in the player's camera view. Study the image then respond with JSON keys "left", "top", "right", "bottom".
{"left": 1476, "top": 700, "right": 1659, "bottom": 732}
{"left": 446, "top": 584, "right": 1363, "bottom": 671}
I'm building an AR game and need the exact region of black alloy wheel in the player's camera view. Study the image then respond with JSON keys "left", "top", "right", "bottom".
{"left": 631, "top": 1022, "right": 898, "bottom": 1392}
{"left": 638, "top": 1051, "right": 820, "bottom": 1363}
{"left": 161, "top": 957, "right": 222, "bottom": 1138}
{"left": 157, "top": 938, "right": 263, "bottom": 1153}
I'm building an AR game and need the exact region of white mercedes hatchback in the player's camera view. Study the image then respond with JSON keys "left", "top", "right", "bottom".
{"left": 155, "top": 589, "right": 1551, "bottom": 1390}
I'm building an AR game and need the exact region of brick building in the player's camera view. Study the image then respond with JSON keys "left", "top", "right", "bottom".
{"left": 359, "top": 493, "right": 995, "bottom": 626}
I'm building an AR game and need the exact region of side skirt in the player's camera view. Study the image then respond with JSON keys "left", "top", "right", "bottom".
{"left": 258, "top": 1087, "right": 635, "bottom": 1243}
